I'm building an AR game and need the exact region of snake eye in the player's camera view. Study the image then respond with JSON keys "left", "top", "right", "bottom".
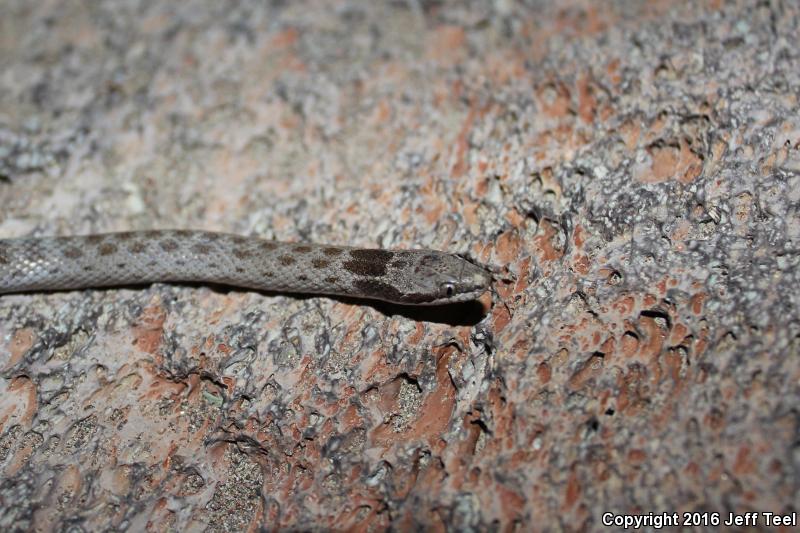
{"left": 441, "top": 282, "right": 455, "bottom": 298}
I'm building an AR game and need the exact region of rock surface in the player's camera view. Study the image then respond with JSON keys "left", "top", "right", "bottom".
{"left": 1, "top": 0, "right": 798, "bottom": 530}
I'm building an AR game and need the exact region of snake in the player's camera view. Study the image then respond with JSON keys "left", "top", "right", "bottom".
{"left": 0, "top": 230, "right": 492, "bottom": 305}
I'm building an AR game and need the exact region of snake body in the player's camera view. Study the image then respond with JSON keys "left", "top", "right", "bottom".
{"left": 0, "top": 230, "right": 491, "bottom": 305}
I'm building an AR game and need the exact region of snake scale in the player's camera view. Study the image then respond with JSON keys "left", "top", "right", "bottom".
{"left": 0, "top": 230, "right": 492, "bottom": 305}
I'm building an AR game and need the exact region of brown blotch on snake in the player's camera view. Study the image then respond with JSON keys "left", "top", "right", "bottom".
{"left": 63, "top": 247, "right": 83, "bottom": 259}
{"left": 312, "top": 258, "right": 330, "bottom": 269}
{"left": 343, "top": 249, "right": 393, "bottom": 277}
{"left": 353, "top": 278, "right": 418, "bottom": 303}
{"left": 98, "top": 243, "right": 118, "bottom": 256}
{"left": 159, "top": 240, "right": 179, "bottom": 252}
{"left": 294, "top": 245, "right": 312, "bottom": 253}
{"left": 192, "top": 243, "right": 212, "bottom": 255}
{"left": 87, "top": 235, "right": 105, "bottom": 244}
{"left": 323, "top": 247, "right": 343, "bottom": 257}
{"left": 279, "top": 255, "right": 296, "bottom": 266}
{"left": 128, "top": 241, "right": 147, "bottom": 254}
{"left": 117, "top": 232, "right": 136, "bottom": 241}
{"left": 351, "top": 249, "right": 394, "bottom": 262}
{"left": 233, "top": 248, "right": 251, "bottom": 259}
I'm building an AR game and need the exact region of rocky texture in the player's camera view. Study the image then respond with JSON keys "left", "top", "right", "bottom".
{"left": 1, "top": 0, "right": 798, "bottom": 530}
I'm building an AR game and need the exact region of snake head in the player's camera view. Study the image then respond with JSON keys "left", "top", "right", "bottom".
{"left": 384, "top": 250, "right": 492, "bottom": 305}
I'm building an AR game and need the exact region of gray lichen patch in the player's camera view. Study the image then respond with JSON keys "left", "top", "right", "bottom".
{"left": 393, "top": 377, "right": 423, "bottom": 432}
{"left": 63, "top": 415, "right": 98, "bottom": 454}
{"left": 203, "top": 446, "right": 264, "bottom": 532}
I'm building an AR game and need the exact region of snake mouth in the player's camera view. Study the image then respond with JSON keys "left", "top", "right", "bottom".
{"left": 407, "top": 287, "right": 490, "bottom": 306}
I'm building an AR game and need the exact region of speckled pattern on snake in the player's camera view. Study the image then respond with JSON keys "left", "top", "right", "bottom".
{"left": 0, "top": 230, "right": 491, "bottom": 305}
